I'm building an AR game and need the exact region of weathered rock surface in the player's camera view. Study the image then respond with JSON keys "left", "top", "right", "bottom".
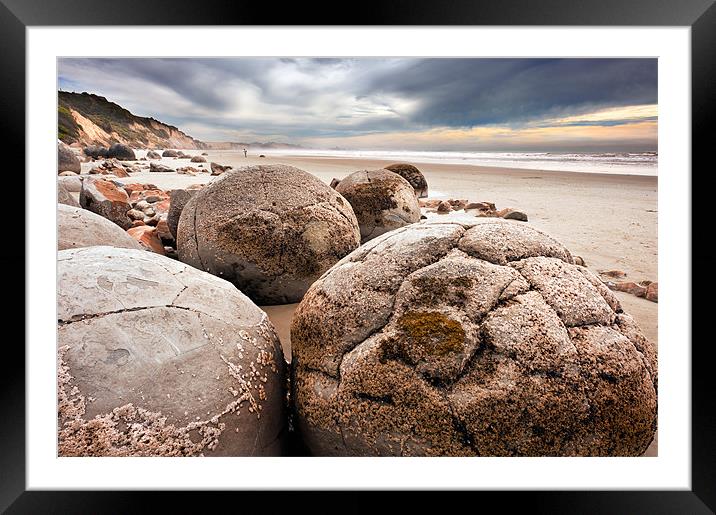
{"left": 79, "top": 178, "right": 132, "bottom": 229}
{"left": 106, "top": 143, "right": 136, "bottom": 161}
{"left": 58, "top": 175, "right": 83, "bottom": 193}
{"left": 177, "top": 164, "right": 361, "bottom": 304}
{"left": 58, "top": 182, "right": 80, "bottom": 208}
{"left": 58, "top": 204, "right": 142, "bottom": 251}
{"left": 291, "top": 218, "right": 657, "bottom": 456}
{"left": 168, "top": 188, "right": 197, "bottom": 239}
{"left": 57, "top": 246, "right": 286, "bottom": 456}
{"left": 146, "top": 150, "right": 162, "bottom": 160}
{"left": 384, "top": 163, "right": 428, "bottom": 198}
{"left": 58, "top": 142, "right": 81, "bottom": 174}
{"left": 127, "top": 225, "right": 165, "bottom": 254}
{"left": 162, "top": 149, "right": 180, "bottom": 157}
{"left": 335, "top": 169, "right": 421, "bottom": 242}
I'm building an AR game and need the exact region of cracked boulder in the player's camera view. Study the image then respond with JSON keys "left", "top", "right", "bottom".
{"left": 177, "top": 165, "right": 361, "bottom": 304}
{"left": 384, "top": 163, "right": 429, "bottom": 198}
{"left": 79, "top": 178, "right": 133, "bottom": 229}
{"left": 291, "top": 218, "right": 657, "bottom": 456}
{"left": 57, "top": 246, "right": 286, "bottom": 456}
{"left": 335, "top": 169, "right": 421, "bottom": 243}
{"left": 58, "top": 204, "right": 142, "bottom": 251}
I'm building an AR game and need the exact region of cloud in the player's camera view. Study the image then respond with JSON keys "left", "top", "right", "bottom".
{"left": 57, "top": 57, "right": 657, "bottom": 150}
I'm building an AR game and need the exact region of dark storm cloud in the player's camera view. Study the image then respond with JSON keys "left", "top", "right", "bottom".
{"left": 57, "top": 57, "right": 657, "bottom": 146}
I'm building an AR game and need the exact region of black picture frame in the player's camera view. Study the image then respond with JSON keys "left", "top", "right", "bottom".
{"left": 4, "top": 0, "right": 711, "bottom": 511}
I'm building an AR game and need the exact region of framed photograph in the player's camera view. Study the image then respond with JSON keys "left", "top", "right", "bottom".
{"left": 5, "top": 0, "right": 711, "bottom": 511}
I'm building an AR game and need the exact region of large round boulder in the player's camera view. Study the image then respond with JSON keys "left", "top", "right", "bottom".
{"left": 291, "top": 218, "right": 657, "bottom": 456}
{"left": 106, "top": 143, "right": 136, "bottom": 161}
{"left": 57, "top": 246, "right": 286, "bottom": 456}
{"left": 58, "top": 142, "right": 81, "bottom": 174}
{"left": 162, "top": 149, "right": 180, "bottom": 157}
{"left": 335, "top": 169, "right": 421, "bottom": 243}
{"left": 58, "top": 204, "right": 142, "bottom": 250}
{"left": 177, "top": 164, "right": 360, "bottom": 304}
{"left": 385, "top": 163, "right": 428, "bottom": 198}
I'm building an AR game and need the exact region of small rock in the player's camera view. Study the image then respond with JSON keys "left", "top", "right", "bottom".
{"left": 127, "top": 209, "right": 145, "bottom": 221}
{"left": 574, "top": 256, "right": 586, "bottom": 267}
{"left": 190, "top": 155, "right": 206, "bottom": 163}
{"left": 58, "top": 171, "right": 79, "bottom": 177}
{"left": 465, "top": 202, "right": 496, "bottom": 211}
{"left": 600, "top": 270, "right": 627, "bottom": 279}
{"left": 606, "top": 281, "right": 647, "bottom": 297}
{"left": 419, "top": 199, "right": 442, "bottom": 208}
{"left": 150, "top": 162, "right": 175, "bottom": 173}
{"left": 436, "top": 200, "right": 452, "bottom": 213}
{"left": 645, "top": 282, "right": 658, "bottom": 302}
{"left": 146, "top": 150, "right": 162, "bottom": 160}
{"left": 259, "top": 155, "right": 266, "bottom": 158}
{"left": 500, "top": 209, "right": 528, "bottom": 221}
{"left": 131, "top": 220, "right": 146, "bottom": 227}
{"left": 106, "top": 143, "right": 135, "bottom": 161}
{"left": 162, "top": 149, "right": 180, "bottom": 157}
{"left": 448, "top": 199, "right": 468, "bottom": 210}
{"left": 329, "top": 178, "right": 341, "bottom": 189}
{"left": 210, "top": 162, "right": 232, "bottom": 175}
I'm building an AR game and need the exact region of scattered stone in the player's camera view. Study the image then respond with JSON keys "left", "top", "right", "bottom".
{"left": 500, "top": 209, "right": 528, "bottom": 222}
{"left": 210, "top": 162, "right": 232, "bottom": 175}
{"left": 259, "top": 155, "right": 266, "bottom": 158}
{"left": 335, "top": 169, "right": 421, "bottom": 242}
{"left": 56, "top": 246, "right": 286, "bottom": 456}
{"left": 79, "top": 178, "right": 133, "bottom": 229}
{"left": 127, "top": 209, "right": 145, "bottom": 221}
{"left": 448, "top": 199, "right": 468, "bottom": 210}
{"left": 177, "top": 166, "right": 198, "bottom": 175}
{"left": 436, "top": 200, "right": 452, "bottom": 213}
{"left": 291, "top": 218, "right": 657, "bottom": 456}
{"left": 155, "top": 217, "right": 173, "bottom": 242}
{"left": 162, "top": 149, "right": 180, "bottom": 157}
{"left": 146, "top": 150, "right": 162, "bottom": 160}
{"left": 58, "top": 142, "right": 81, "bottom": 174}
{"left": 600, "top": 270, "right": 627, "bottom": 279}
{"left": 57, "top": 203, "right": 142, "bottom": 251}
{"left": 177, "top": 164, "right": 361, "bottom": 304}
{"left": 190, "top": 155, "right": 206, "bottom": 163}
{"left": 150, "top": 162, "right": 175, "bottom": 173}
{"left": 419, "top": 199, "right": 442, "bottom": 209}
{"left": 465, "top": 202, "right": 496, "bottom": 211}
{"left": 106, "top": 143, "right": 136, "bottom": 161}
{"left": 645, "top": 282, "right": 658, "bottom": 302}
{"left": 384, "top": 163, "right": 428, "bottom": 198}
{"left": 201, "top": 152, "right": 208, "bottom": 156}
{"left": 606, "top": 281, "right": 647, "bottom": 297}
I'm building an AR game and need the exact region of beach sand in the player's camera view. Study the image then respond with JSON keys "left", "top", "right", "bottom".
{"left": 87, "top": 150, "right": 658, "bottom": 456}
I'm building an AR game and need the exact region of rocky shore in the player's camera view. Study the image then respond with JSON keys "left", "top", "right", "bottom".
{"left": 57, "top": 144, "right": 658, "bottom": 457}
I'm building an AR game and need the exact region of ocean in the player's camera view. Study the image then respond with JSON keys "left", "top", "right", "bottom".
{"left": 259, "top": 149, "right": 658, "bottom": 176}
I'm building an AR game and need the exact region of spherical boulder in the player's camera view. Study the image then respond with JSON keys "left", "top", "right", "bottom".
{"left": 106, "top": 143, "right": 136, "bottom": 161}
{"left": 162, "top": 149, "right": 180, "bottom": 157}
{"left": 177, "top": 164, "right": 361, "bottom": 304}
{"left": 146, "top": 150, "right": 162, "bottom": 160}
{"left": 191, "top": 155, "right": 207, "bottom": 163}
{"left": 58, "top": 142, "right": 81, "bottom": 174}
{"left": 291, "top": 218, "right": 657, "bottom": 456}
{"left": 58, "top": 204, "right": 142, "bottom": 251}
{"left": 384, "top": 163, "right": 428, "bottom": 198}
{"left": 84, "top": 145, "right": 108, "bottom": 159}
{"left": 57, "top": 246, "right": 286, "bottom": 456}
{"left": 335, "top": 169, "right": 421, "bottom": 243}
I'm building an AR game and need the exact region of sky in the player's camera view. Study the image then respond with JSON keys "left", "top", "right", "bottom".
{"left": 58, "top": 58, "right": 657, "bottom": 152}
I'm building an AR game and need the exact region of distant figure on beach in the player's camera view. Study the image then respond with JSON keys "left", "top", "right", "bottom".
{"left": 243, "top": 148, "right": 247, "bottom": 157}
